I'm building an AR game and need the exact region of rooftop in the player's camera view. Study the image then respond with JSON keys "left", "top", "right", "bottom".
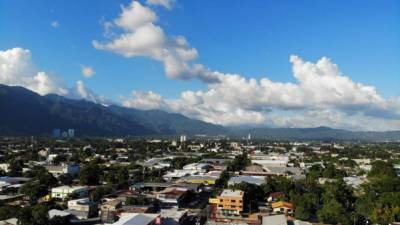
{"left": 220, "top": 189, "right": 243, "bottom": 197}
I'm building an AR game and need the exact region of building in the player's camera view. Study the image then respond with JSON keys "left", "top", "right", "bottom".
{"left": 271, "top": 201, "right": 294, "bottom": 215}
{"left": 68, "top": 129, "right": 75, "bottom": 138}
{"left": 209, "top": 189, "right": 244, "bottom": 218}
{"left": 228, "top": 176, "right": 266, "bottom": 186}
{"left": 154, "top": 187, "right": 187, "bottom": 207}
{"left": 160, "top": 209, "right": 188, "bottom": 225}
{"left": 101, "top": 199, "right": 123, "bottom": 223}
{"left": 182, "top": 163, "right": 210, "bottom": 172}
{"left": 67, "top": 198, "right": 97, "bottom": 218}
{"left": 51, "top": 186, "right": 89, "bottom": 200}
{"left": 0, "top": 164, "right": 10, "bottom": 173}
{"left": 112, "top": 213, "right": 160, "bottom": 225}
{"left": 262, "top": 214, "right": 287, "bottom": 225}
{"left": 52, "top": 164, "right": 77, "bottom": 174}
{"left": 45, "top": 164, "right": 80, "bottom": 177}
{"left": 177, "top": 175, "right": 217, "bottom": 185}
{"left": 53, "top": 129, "right": 61, "bottom": 138}
{"left": 180, "top": 135, "right": 187, "bottom": 143}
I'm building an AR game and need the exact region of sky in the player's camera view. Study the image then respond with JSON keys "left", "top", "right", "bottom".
{"left": 0, "top": 0, "right": 399, "bottom": 131}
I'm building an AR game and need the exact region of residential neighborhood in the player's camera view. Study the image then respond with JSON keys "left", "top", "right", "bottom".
{"left": 0, "top": 137, "right": 398, "bottom": 225}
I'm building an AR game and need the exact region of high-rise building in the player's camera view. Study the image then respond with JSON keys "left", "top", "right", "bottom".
{"left": 53, "top": 129, "right": 61, "bottom": 138}
{"left": 68, "top": 129, "right": 75, "bottom": 138}
{"left": 180, "top": 135, "right": 187, "bottom": 143}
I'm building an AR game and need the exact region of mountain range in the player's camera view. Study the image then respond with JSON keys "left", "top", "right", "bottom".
{"left": 0, "top": 84, "right": 399, "bottom": 140}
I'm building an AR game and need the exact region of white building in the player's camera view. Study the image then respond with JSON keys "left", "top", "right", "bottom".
{"left": 112, "top": 213, "right": 160, "bottom": 225}
{"left": 45, "top": 164, "right": 80, "bottom": 177}
{"left": 51, "top": 186, "right": 89, "bottom": 200}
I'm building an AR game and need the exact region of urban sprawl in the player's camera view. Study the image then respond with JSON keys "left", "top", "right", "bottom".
{"left": 0, "top": 136, "right": 399, "bottom": 225}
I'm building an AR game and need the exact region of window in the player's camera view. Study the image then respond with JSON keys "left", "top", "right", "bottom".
{"left": 231, "top": 205, "right": 236, "bottom": 208}
{"left": 231, "top": 200, "right": 236, "bottom": 203}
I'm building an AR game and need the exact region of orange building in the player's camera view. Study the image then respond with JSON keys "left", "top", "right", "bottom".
{"left": 209, "top": 189, "right": 244, "bottom": 216}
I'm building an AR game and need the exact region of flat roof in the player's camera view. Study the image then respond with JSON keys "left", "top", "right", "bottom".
{"left": 220, "top": 189, "right": 243, "bottom": 197}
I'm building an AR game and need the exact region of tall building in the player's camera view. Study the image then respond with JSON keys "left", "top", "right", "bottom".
{"left": 68, "top": 129, "right": 75, "bottom": 138}
{"left": 180, "top": 135, "right": 187, "bottom": 143}
{"left": 53, "top": 129, "right": 61, "bottom": 138}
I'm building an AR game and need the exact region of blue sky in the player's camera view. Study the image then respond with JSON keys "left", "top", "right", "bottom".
{"left": 0, "top": 0, "right": 399, "bottom": 130}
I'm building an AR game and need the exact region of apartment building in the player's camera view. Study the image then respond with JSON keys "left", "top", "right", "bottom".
{"left": 209, "top": 189, "right": 244, "bottom": 216}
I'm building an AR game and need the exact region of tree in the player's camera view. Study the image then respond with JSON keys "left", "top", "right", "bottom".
{"left": 49, "top": 216, "right": 71, "bottom": 225}
{"left": 8, "top": 159, "right": 23, "bottom": 177}
{"left": 317, "top": 198, "right": 350, "bottom": 225}
{"left": 90, "top": 185, "right": 113, "bottom": 202}
{"left": 17, "top": 205, "right": 49, "bottom": 225}
{"left": 0, "top": 206, "right": 19, "bottom": 220}
{"left": 368, "top": 161, "right": 396, "bottom": 178}
{"left": 291, "top": 192, "right": 318, "bottom": 220}
{"left": 19, "top": 181, "right": 45, "bottom": 204}
{"left": 31, "top": 205, "right": 49, "bottom": 225}
{"left": 17, "top": 207, "right": 32, "bottom": 225}
{"left": 58, "top": 173, "right": 74, "bottom": 185}
{"left": 79, "top": 162, "right": 100, "bottom": 185}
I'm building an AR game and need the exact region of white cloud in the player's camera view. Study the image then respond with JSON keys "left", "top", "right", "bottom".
{"left": 122, "top": 55, "right": 400, "bottom": 131}
{"left": 81, "top": 65, "right": 95, "bottom": 78}
{"left": 94, "top": 0, "right": 400, "bottom": 131}
{"left": 0, "top": 47, "right": 110, "bottom": 105}
{"left": 74, "top": 80, "right": 109, "bottom": 105}
{"left": 0, "top": 47, "right": 68, "bottom": 95}
{"left": 51, "top": 21, "right": 59, "bottom": 28}
{"left": 93, "top": 1, "right": 220, "bottom": 83}
{"left": 146, "top": 0, "right": 175, "bottom": 9}
{"left": 122, "top": 90, "right": 167, "bottom": 110}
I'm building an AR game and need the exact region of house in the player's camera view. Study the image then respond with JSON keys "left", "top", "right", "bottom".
{"left": 154, "top": 187, "right": 187, "bottom": 207}
{"left": 112, "top": 213, "right": 160, "bottom": 225}
{"left": 228, "top": 176, "right": 265, "bottom": 186}
{"left": 51, "top": 186, "right": 89, "bottom": 200}
{"left": 0, "top": 164, "right": 10, "bottom": 173}
{"left": 0, "top": 177, "right": 31, "bottom": 191}
{"left": 262, "top": 214, "right": 287, "bottom": 225}
{"left": 271, "top": 201, "right": 294, "bottom": 215}
{"left": 101, "top": 199, "right": 123, "bottom": 223}
{"left": 67, "top": 198, "right": 97, "bottom": 218}
{"left": 268, "top": 192, "right": 285, "bottom": 202}
{"left": 160, "top": 209, "right": 188, "bottom": 225}
{"left": 177, "top": 175, "right": 217, "bottom": 185}
{"left": 182, "top": 163, "right": 210, "bottom": 172}
{"left": 45, "top": 163, "right": 80, "bottom": 177}
{"left": 0, "top": 218, "right": 18, "bottom": 225}
{"left": 209, "top": 189, "right": 244, "bottom": 217}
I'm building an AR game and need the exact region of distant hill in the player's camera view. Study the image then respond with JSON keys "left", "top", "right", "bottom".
{"left": 0, "top": 84, "right": 226, "bottom": 137}
{"left": 231, "top": 126, "right": 400, "bottom": 141}
{"left": 0, "top": 84, "right": 399, "bottom": 140}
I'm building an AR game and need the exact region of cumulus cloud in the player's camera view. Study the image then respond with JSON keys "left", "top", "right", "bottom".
{"left": 93, "top": 1, "right": 220, "bottom": 83}
{"left": 0, "top": 47, "right": 110, "bottom": 105}
{"left": 81, "top": 65, "right": 95, "bottom": 78}
{"left": 123, "top": 55, "right": 400, "bottom": 131}
{"left": 0, "top": 47, "right": 68, "bottom": 95}
{"left": 122, "top": 90, "right": 168, "bottom": 110}
{"left": 146, "top": 0, "right": 175, "bottom": 9}
{"left": 90, "top": 0, "right": 399, "bottom": 131}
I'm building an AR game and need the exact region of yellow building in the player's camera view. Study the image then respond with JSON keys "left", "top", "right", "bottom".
{"left": 209, "top": 189, "right": 244, "bottom": 216}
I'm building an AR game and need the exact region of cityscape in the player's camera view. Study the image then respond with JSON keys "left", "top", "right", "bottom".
{"left": 0, "top": 1, "right": 399, "bottom": 225}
